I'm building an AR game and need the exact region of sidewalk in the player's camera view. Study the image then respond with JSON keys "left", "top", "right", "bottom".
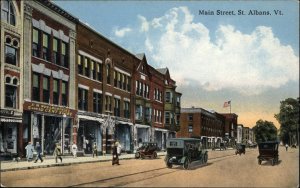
{"left": 0, "top": 148, "right": 253, "bottom": 172}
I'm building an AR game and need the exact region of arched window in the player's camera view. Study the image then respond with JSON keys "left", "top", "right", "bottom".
{"left": 1, "top": 0, "right": 16, "bottom": 26}
{"left": 5, "top": 75, "right": 18, "bottom": 108}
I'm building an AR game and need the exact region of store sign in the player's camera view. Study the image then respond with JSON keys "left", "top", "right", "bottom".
{"left": 27, "top": 103, "right": 73, "bottom": 116}
{"left": 0, "top": 109, "right": 14, "bottom": 116}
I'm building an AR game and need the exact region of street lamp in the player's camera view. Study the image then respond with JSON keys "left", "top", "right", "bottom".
{"left": 62, "top": 113, "right": 66, "bottom": 154}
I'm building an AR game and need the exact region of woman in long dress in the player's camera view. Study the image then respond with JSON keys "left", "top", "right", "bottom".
{"left": 25, "top": 142, "right": 34, "bottom": 161}
{"left": 112, "top": 142, "right": 120, "bottom": 165}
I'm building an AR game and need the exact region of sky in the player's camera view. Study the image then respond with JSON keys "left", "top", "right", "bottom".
{"left": 54, "top": 0, "right": 299, "bottom": 128}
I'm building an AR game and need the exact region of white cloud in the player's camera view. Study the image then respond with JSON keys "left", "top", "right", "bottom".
{"left": 113, "top": 6, "right": 299, "bottom": 96}
{"left": 114, "top": 27, "right": 132, "bottom": 38}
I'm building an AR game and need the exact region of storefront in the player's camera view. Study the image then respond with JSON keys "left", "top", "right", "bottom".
{"left": 23, "top": 102, "right": 76, "bottom": 156}
{"left": 0, "top": 109, "right": 22, "bottom": 158}
{"left": 154, "top": 128, "right": 168, "bottom": 151}
{"left": 135, "top": 124, "right": 151, "bottom": 146}
{"left": 77, "top": 114, "right": 103, "bottom": 155}
{"left": 115, "top": 121, "right": 133, "bottom": 153}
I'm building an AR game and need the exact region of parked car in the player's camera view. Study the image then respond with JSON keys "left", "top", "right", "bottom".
{"left": 235, "top": 144, "right": 246, "bottom": 155}
{"left": 164, "top": 138, "right": 208, "bottom": 170}
{"left": 257, "top": 141, "right": 279, "bottom": 166}
{"left": 135, "top": 142, "right": 158, "bottom": 159}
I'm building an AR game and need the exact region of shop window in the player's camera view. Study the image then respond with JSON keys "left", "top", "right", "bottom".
{"left": 5, "top": 78, "right": 18, "bottom": 108}
{"left": 78, "top": 88, "right": 88, "bottom": 111}
{"left": 32, "top": 28, "right": 40, "bottom": 57}
{"left": 61, "top": 42, "right": 68, "bottom": 68}
{"left": 53, "top": 79, "right": 59, "bottom": 105}
{"left": 42, "top": 33, "right": 50, "bottom": 61}
{"left": 53, "top": 38, "right": 59, "bottom": 65}
{"left": 93, "top": 92, "right": 102, "bottom": 113}
{"left": 32, "top": 73, "right": 40, "bottom": 101}
{"left": 1, "top": 0, "right": 15, "bottom": 26}
{"left": 42, "top": 76, "right": 50, "bottom": 103}
{"left": 61, "top": 81, "right": 68, "bottom": 106}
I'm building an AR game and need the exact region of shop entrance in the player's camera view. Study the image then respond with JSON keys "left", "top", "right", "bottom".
{"left": 0, "top": 122, "right": 17, "bottom": 155}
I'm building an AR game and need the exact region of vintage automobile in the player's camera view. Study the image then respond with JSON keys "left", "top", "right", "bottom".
{"left": 257, "top": 141, "right": 279, "bottom": 166}
{"left": 164, "top": 138, "right": 208, "bottom": 170}
{"left": 235, "top": 144, "right": 246, "bottom": 155}
{"left": 135, "top": 142, "right": 158, "bottom": 159}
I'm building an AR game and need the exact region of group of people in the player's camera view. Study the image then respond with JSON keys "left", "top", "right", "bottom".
{"left": 25, "top": 140, "right": 122, "bottom": 166}
{"left": 25, "top": 141, "right": 64, "bottom": 163}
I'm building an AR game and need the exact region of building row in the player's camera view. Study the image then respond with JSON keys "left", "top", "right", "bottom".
{"left": 177, "top": 107, "right": 255, "bottom": 148}
{"left": 0, "top": 0, "right": 181, "bottom": 158}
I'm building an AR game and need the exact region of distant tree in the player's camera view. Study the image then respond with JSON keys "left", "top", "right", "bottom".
{"left": 274, "top": 97, "right": 299, "bottom": 145}
{"left": 252, "top": 119, "right": 278, "bottom": 143}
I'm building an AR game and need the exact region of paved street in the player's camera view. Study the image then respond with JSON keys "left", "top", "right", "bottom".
{"left": 1, "top": 147, "right": 298, "bottom": 187}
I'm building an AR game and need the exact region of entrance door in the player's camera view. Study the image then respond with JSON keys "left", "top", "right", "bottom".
{"left": 5, "top": 123, "right": 17, "bottom": 154}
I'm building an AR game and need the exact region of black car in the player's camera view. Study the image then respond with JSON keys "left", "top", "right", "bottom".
{"left": 135, "top": 142, "right": 158, "bottom": 159}
{"left": 257, "top": 141, "right": 279, "bottom": 166}
{"left": 165, "top": 138, "right": 208, "bottom": 170}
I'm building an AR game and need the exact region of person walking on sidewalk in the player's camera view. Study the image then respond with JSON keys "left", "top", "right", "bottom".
{"left": 285, "top": 144, "right": 289, "bottom": 151}
{"left": 54, "top": 143, "right": 63, "bottom": 163}
{"left": 112, "top": 142, "right": 120, "bottom": 165}
{"left": 92, "top": 142, "right": 98, "bottom": 157}
{"left": 71, "top": 142, "right": 78, "bottom": 158}
{"left": 25, "top": 141, "right": 34, "bottom": 162}
{"left": 34, "top": 142, "right": 43, "bottom": 163}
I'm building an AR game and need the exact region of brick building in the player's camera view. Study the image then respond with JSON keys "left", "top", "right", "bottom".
{"left": 177, "top": 107, "right": 225, "bottom": 148}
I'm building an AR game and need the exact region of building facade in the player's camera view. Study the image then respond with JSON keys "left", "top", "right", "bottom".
{"left": 0, "top": 0, "right": 181, "bottom": 158}
{"left": 177, "top": 107, "right": 225, "bottom": 148}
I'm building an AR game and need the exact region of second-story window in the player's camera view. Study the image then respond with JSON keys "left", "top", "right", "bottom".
{"left": 61, "top": 81, "right": 68, "bottom": 106}
{"left": 124, "top": 101, "right": 130, "bottom": 119}
{"left": 106, "top": 64, "right": 111, "bottom": 84}
{"left": 165, "top": 112, "right": 170, "bottom": 124}
{"left": 32, "top": 73, "right": 40, "bottom": 101}
{"left": 135, "top": 105, "right": 143, "bottom": 121}
{"left": 78, "top": 88, "right": 88, "bottom": 111}
{"left": 5, "top": 37, "right": 18, "bottom": 66}
{"left": 145, "top": 107, "right": 151, "bottom": 123}
{"left": 93, "top": 92, "right": 102, "bottom": 113}
{"left": 42, "top": 76, "right": 50, "bottom": 103}
{"left": 166, "top": 92, "right": 172, "bottom": 103}
{"left": 105, "top": 95, "right": 112, "bottom": 112}
{"left": 5, "top": 77, "right": 18, "bottom": 108}
{"left": 42, "top": 33, "right": 50, "bottom": 61}
{"left": 53, "top": 79, "right": 59, "bottom": 105}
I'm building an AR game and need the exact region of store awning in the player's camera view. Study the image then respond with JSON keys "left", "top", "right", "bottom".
{"left": 154, "top": 128, "right": 169, "bottom": 132}
{"left": 135, "top": 124, "right": 150, "bottom": 128}
{"left": 116, "top": 121, "right": 133, "bottom": 126}
{"left": 78, "top": 115, "right": 104, "bottom": 123}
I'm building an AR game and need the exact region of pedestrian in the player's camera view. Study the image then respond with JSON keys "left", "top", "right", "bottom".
{"left": 92, "top": 142, "right": 98, "bottom": 157}
{"left": 116, "top": 140, "right": 122, "bottom": 156}
{"left": 71, "top": 142, "right": 78, "bottom": 158}
{"left": 25, "top": 141, "right": 34, "bottom": 162}
{"left": 112, "top": 142, "right": 120, "bottom": 165}
{"left": 285, "top": 144, "right": 289, "bottom": 151}
{"left": 34, "top": 142, "right": 43, "bottom": 163}
{"left": 54, "top": 143, "right": 63, "bottom": 163}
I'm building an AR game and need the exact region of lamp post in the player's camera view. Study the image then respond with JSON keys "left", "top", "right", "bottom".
{"left": 62, "top": 113, "right": 66, "bottom": 154}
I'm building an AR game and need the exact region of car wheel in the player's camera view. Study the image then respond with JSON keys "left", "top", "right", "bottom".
{"left": 153, "top": 152, "right": 157, "bottom": 159}
{"left": 258, "top": 159, "right": 262, "bottom": 165}
{"left": 203, "top": 153, "right": 208, "bottom": 164}
{"left": 166, "top": 161, "right": 173, "bottom": 168}
{"left": 135, "top": 152, "right": 140, "bottom": 159}
{"left": 183, "top": 158, "right": 190, "bottom": 170}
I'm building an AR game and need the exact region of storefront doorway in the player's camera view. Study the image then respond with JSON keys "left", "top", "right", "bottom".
{"left": 115, "top": 124, "right": 131, "bottom": 153}
{"left": 0, "top": 122, "right": 17, "bottom": 154}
